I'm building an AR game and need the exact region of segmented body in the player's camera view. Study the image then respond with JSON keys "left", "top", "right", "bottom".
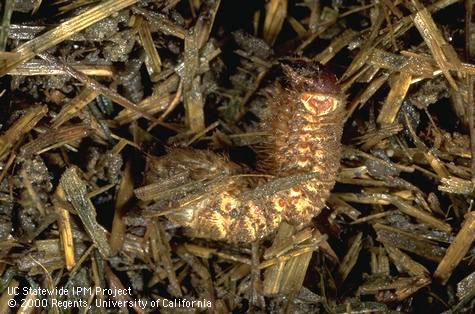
{"left": 142, "top": 61, "right": 345, "bottom": 242}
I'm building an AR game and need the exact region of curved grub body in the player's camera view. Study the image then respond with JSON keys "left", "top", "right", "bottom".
{"left": 142, "top": 61, "right": 345, "bottom": 242}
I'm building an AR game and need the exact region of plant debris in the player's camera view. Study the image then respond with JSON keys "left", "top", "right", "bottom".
{"left": 1, "top": 0, "right": 475, "bottom": 313}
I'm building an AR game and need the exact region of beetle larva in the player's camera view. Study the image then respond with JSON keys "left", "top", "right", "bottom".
{"left": 140, "top": 60, "right": 345, "bottom": 242}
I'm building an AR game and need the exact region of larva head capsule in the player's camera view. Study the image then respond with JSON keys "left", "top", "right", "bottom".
{"left": 280, "top": 60, "right": 344, "bottom": 116}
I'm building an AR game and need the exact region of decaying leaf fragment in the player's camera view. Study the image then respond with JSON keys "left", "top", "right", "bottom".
{"left": 457, "top": 271, "right": 475, "bottom": 301}
{"left": 59, "top": 167, "right": 112, "bottom": 258}
{"left": 374, "top": 223, "right": 446, "bottom": 262}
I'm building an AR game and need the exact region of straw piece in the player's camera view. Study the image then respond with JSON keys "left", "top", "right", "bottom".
{"left": 110, "top": 162, "right": 133, "bottom": 254}
{"left": 315, "top": 29, "right": 357, "bottom": 64}
{"left": 39, "top": 52, "right": 157, "bottom": 122}
{"left": 412, "top": 5, "right": 461, "bottom": 90}
{"left": 0, "top": 105, "right": 47, "bottom": 160}
{"left": 0, "top": 0, "right": 139, "bottom": 76}
{"left": 137, "top": 18, "right": 162, "bottom": 82}
{"left": 183, "top": 28, "right": 205, "bottom": 132}
{"left": 263, "top": 0, "right": 287, "bottom": 45}
{"left": 338, "top": 232, "right": 363, "bottom": 282}
{"left": 434, "top": 212, "right": 475, "bottom": 284}
{"left": 8, "top": 60, "right": 114, "bottom": 76}
{"left": 114, "top": 94, "right": 172, "bottom": 125}
{"left": 384, "top": 245, "right": 429, "bottom": 277}
{"left": 52, "top": 87, "right": 98, "bottom": 128}
{"left": 19, "top": 124, "right": 89, "bottom": 158}
{"left": 388, "top": 196, "right": 451, "bottom": 232}
{"left": 54, "top": 185, "right": 76, "bottom": 270}
{"left": 0, "top": 0, "right": 14, "bottom": 51}
{"left": 262, "top": 223, "right": 322, "bottom": 295}
{"left": 377, "top": 71, "right": 413, "bottom": 125}
{"left": 132, "top": 7, "right": 186, "bottom": 39}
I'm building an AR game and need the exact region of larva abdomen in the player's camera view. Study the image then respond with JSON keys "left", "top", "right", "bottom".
{"left": 142, "top": 60, "right": 345, "bottom": 242}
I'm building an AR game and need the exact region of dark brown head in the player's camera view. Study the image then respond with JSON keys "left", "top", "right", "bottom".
{"left": 281, "top": 60, "right": 343, "bottom": 116}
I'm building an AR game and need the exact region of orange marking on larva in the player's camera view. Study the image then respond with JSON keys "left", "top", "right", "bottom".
{"left": 301, "top": 93, "right": 336, "bottom": 116}
{"left": 298, "top": 142, "right": 311, "bottom": 153}
{"left": 289, "top": 186, "right": 302, "bottom": 198}
{"left": 278, "top": 198, "right": 286, "bottom": 207}
{"left": 273, "top": 198, "right": 285, "bottom": 212}
{"left": 304, "top": 183, "right": 317, "bottom": 193}
{"left": 144, "top": 61, "right": 345, "bottom": 243}
{"left": 301, "top": 94, "right": 313, "bottom": 104}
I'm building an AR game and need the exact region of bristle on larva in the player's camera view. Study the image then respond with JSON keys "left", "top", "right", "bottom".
{"left": 141, "top": 61, "right": 345, "bottom": 243}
